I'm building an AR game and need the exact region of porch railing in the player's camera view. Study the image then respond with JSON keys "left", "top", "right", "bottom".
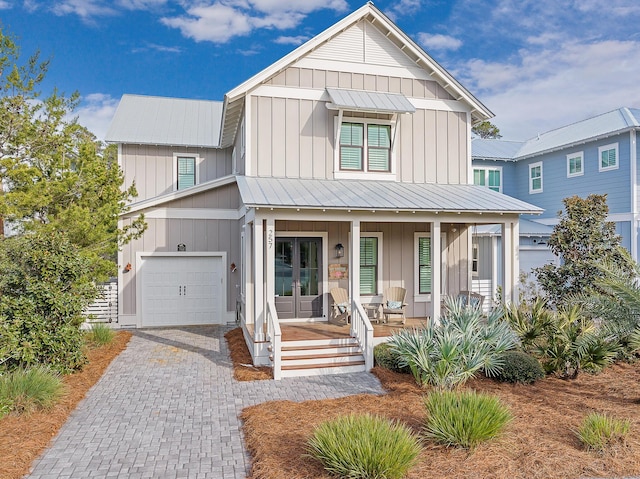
{"left": 266, "top": 300, "right": 282, "bottom": 380}
{"left": 350, "top": 301, "right": 374, "bottom": 371}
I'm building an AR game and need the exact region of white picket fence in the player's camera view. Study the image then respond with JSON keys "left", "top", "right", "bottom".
{"left": 84, "top": 279, "right": 118, "bottom": 323}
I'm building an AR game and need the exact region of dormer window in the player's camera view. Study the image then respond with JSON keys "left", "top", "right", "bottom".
{"left": 340, "top": 121, "right": 391, "bottom": 172}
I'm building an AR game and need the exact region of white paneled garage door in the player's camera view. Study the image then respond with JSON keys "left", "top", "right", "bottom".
{"left": 140, "top": 255, "right": 225, "bottom": 327}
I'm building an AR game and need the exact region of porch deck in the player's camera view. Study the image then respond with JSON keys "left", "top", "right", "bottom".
{"left": 280, "top": 316, "right": 427, "bottom": 341}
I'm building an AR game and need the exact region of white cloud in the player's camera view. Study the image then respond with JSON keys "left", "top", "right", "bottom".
{"left": 116, "top": 0, "right": 168, "bottom": 9}
{"left": 132, "top": 42, "right": 182, "bottom": 53}
{"left": 274, "top": 35, "right": 310, "bottom": 45}
{"left": 0, "top": 1, "right": 11, "bottom": 9}
{"left": 75, "top": 93, "right": 120, "bottom": 141}
{"left": 417, "top": 33, "right": 462, "bottom": 52}
{"left": 51, "top": 0, "right": 116, "bottom": 18}
{"left": 460, "top": 39, "right": 640, "bottom": 140}
{"left": 385, "top": 0, "right": 421, "bottom": 21}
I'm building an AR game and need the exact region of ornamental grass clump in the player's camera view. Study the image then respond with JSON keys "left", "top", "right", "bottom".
{"left": 307, "top": 413, "right": 421, "bottom": 479}
{"left": 86, "top": 323, "right": 116, "bottom": 346}
{"left": 424, "top": 390, "right": 512, "bottom": 449}
{"left": 0, "top": 366, "right": 65, "bottom": 417}
{"left": 576, "top": 413, "right": 630, "bottom": 452}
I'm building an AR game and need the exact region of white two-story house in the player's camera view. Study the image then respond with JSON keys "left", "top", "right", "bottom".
{"left": 106, "top": 3, "right": 540, "bottom": 378}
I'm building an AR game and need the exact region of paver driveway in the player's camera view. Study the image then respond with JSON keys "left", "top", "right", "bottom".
{"left": 26, "top": 325, "right": 384, "bottom": 479}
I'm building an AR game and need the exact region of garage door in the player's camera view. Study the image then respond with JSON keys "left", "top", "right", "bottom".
{"left": 520, "top": 248, "right": 558, "bottom": 276}
{"left": 140, "top": 256, "right": 225, "bottom": 327}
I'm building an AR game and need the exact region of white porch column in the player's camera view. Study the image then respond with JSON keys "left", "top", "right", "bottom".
{"left": 431, "top": 220, "right": 441, "bottom": 321}
{"left": 502, "top": 221, "right": 513, "bottom": 304}
{"left": 254, "top": 218, "right": 265, "bottom": 341}
{"left": 244, "top": 220, "right": 253, "bottom": 327}
{"left": 265, "top": 217, "right": 275, "bottom": 305}
{"left": 511, "top": 219, "right": 520, "bottom": 303}
{"left": 350, "top": 219, "right": 361, "bottom": 305}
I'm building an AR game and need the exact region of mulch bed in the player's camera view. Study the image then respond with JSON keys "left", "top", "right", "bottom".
{"left": 0, "top": 331, "right": 132, "bottom": 479}
{"left": 241, "top": 362, "right": 640, "bottom": 479}
{"left": 225, "top": 327, "right": 272, "bottom": 381}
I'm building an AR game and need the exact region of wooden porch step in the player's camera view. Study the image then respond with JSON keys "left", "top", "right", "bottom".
{"left": 281, "top": 342, "right": 357, "bottom": 352}
{"left": 281, "top": 359, "right": 365, "bottom": 371}
{"left": 282, "top": 351, "right": 363, "bottom": 361}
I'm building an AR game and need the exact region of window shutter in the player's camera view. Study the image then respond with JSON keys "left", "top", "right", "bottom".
{"left": 177, "top": 157, "right": 195, "bottom": 190}
{"left": 418, "top": 237, "right": 432, "bottom": 294}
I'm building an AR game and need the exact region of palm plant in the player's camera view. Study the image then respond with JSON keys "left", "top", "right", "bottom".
{"left": 502, "top": 297, "right": 552, "bottom": 353}
{"left": 387, "top": 297, "right": 519, "bottom": 390}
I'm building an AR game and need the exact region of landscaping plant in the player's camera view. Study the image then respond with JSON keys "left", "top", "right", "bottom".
{"left": 388, "top": 298, "right": 519, "bottom": 390}
{"left": 493, "top": 350, "right": 545, "bottom": 384}
{"left": 86, "top": 323, "right": 116, "bottom": 346}
{"left": 423, "top": 390, "right": 512, "bottom": 449}
{"left": 307, "top": 413, "right": 421, "bottom": 479}
{"left": 0, "top": 366, "right": 65, "bottom": 418}
{"left": 576, "top": 413, "right": 630, "bottom": 452}
{"left": 373, "top": 343, "right": 409, "bottom": 373}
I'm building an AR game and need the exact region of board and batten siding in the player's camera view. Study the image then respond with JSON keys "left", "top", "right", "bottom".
{"left": 121, "top": 144, "right": 232, "bottom": 202}
{"left": 119, "top": 184, "right": 242, "bottom": 318}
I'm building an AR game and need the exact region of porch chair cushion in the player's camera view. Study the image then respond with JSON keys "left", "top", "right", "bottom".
{"left": 387, "top": 300, "right": 402, "bottom": 310}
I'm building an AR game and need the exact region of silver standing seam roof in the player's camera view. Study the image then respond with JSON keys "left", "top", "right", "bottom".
{"left": 105, "top": 94, "right": 224, "bottom": 148}
{"left": 474, "top": 218, "right": 554, "bottom": 236}
{"left": 325, "top": 88, "right": 416, "bottom": 114}
{"left": 237, "top": 177, "right": 542, "bottom": 214}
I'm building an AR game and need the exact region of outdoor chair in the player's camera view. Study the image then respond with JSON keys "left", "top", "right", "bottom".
{"left": 381, "top": 287, "right": 408, "bottom": 324}
{"left": 457, "top": 290, "right": 484, "bottom": 310}
{"left": 330, "top": 287, "right": 350, "bottom": 324}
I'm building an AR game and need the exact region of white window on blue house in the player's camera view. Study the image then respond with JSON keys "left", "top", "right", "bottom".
{"left": 566, "top": 152, "right": 583, "bottom": 177}
{"left": 339, "top": 121, "right": 391, "bottom": 173}
{"left": 599, "top": 143, "right": 618, "bottom": 172}
{"left": 473, "top": 167, "right": 502, "bottom": 192}
{"left": 174, "top": 153, "right": 199, "bottom": 191}
{"left": 529, "top": 162, "right": 543, "bottom": 194}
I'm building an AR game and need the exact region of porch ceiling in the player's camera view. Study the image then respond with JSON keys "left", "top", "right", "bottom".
{"left": 237, "top": 177, "right": 543, "bottom": 215}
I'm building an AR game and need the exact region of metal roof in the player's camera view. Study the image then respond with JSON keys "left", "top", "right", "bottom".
{"left": 472, "top": 139, "right": 524, "bottom": 161}
{"left": 474, "top": 218, "right": 554, "bottom": 236}
{"left": 237, "top": 177, "right": 542, "bottom": 214}
{"left": 326, "top": 88, "right": 416, "bottom": 114}
{"left": 473, "top": 108, "right": 640, "bottom": 161}
{"left": 105, "top": 94, "right": 223, "bottom": 148}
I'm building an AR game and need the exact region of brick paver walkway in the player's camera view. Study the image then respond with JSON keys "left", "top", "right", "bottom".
{"left": 25, "top": 325, "right": 384, "bottom": 479}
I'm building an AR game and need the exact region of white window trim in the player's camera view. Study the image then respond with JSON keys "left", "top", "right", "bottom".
{"left": 471, "top": 242, "right": 479, "bottom": 277}
{"left": 529, "top": 161, "right": 543, "bottom": 194}
{"left": 360, "top": 232, "right": 383, "bottom": 302}
{"left": 333, "top": 116, "right": 397, "bottom": 181}
{"left": 598, "top": 143, "right": 619, "bottom": 172}
{"left": 414, "top": 232, "right": 447, "bottom": 302}
{"left": 566, "top": 151, "right": 584, "bottom": 178}
{"left": 473, "top": 166, "right": 502, "bottom": 193}
{"left": 173, "top": 153, "right": 201, "bottom": 191}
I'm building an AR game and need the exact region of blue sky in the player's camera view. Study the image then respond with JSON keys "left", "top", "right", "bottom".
{"left": 2, "top": 0, "right": 640, "bottom": 141}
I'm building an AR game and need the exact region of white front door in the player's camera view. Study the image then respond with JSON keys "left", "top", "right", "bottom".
{"left": 140, "top": 256, "right": 224, "bottom": 327}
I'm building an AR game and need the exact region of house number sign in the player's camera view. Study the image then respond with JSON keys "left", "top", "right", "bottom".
{"left": 267, "top": 227, "right": 274, "bottom": 249}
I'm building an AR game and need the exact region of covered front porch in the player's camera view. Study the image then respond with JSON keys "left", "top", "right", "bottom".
{"left": 236, "top": 177, "right": 541, "bottom": 379}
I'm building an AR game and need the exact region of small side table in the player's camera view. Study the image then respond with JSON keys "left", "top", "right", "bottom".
{"left": 362, "top": 303, "right": 381, "bottom": 323}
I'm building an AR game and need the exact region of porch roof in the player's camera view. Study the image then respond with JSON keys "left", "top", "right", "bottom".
{"left": 237, "top": 177, "right": 543, "bottom": 215}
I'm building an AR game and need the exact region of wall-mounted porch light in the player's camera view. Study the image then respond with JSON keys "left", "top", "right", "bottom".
{"left": 177, "top": 243, "right": 186, "bottom": 252}
{"left": 335, "top": 243, "right": 344, "bottom": 258}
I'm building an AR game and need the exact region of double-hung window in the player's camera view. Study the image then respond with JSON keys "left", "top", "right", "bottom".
{"left": 175, "top": 155, "right": 197, "bottom": 190}
{"left": 417, "top": 236, "right": 432, "bottom": 295}
{"left": 473, "top": 168, "right": 502, "bottom": 192}
{"left": 340, "top": 121, "right": 391, "bottom": 173}
{"left": 599, "top": 143, "right": 618, "bottom": 171}
{"left": 567, "top": 152, "right": 583, "bottom": 177}
{"left": 529, "top": 162, "right": 542, "bottom": 194}
{"left": 360, "top": 236, "right": 379, "bottom": 296}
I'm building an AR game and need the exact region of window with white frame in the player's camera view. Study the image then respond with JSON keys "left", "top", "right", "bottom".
{"left": 414, "top": 232, "right": 447, "bottom": 300}
{"left": 339, "top": 120, "right": 392, "bottom": 173}
{"left": 473, "top": 167, "right": 502, "bottom": 192}
{"left": 599, "top": 143, "right": 618, "bottom": 172}
{"left": 529, "top": 162, "right": 543, "bottom": 194}
{"left": 176, "top": 155, "right": 197, "bottom": 190}
{"left": 472, "top": 242, "right": 479, "bottom": 276}
{"left": 566, "top": 152, "right": 583, "bottom": 177}
{"left": 417, "top": 236, "right": 432, "bottom": 294}
{"left": 360, "top": 235, "right": 382, "bottom": 296}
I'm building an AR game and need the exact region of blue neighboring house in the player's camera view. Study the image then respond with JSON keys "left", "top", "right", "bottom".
{"left": 472, "top": 107, "right": 640, "bottom": 302}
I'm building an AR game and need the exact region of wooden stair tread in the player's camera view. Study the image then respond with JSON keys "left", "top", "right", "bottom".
{"left": 281, "top": 343, "right": 357, "bottom": 352}
{"left": 282, "top": 352, "right": 363, "bottom": 361}
{"left": 281, "top": 360, "right": 366, "bottom": 370}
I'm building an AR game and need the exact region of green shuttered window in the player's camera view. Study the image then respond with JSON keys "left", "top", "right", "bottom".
{"left": 177, "top": 156, "right": 196, "bottom": 190}
{"left": 418, "top": 237, "right": 431, "bottom": 294}
{"left": 360, "top": 237, "right": 378, "bottom": 295}
{"left": 340, "top": 121, "right": 391, "bottom": 173}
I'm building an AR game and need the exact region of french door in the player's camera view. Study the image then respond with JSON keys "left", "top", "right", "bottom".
{"left": 274, "top": 237, "right": 323, "bottom": 319}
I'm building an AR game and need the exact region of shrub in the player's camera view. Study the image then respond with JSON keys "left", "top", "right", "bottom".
{"left": 576, "top": 413, "right": 630, "bottom": 452}
{"left": 0, "top": 366, "right": 65, "bottom": 417}
{"left": 0, "top": 232, "right": 98, "bottom": 373}
{"left": 373, "top": 343, "right": 409, "bottom": 373}
{"left": 86, "top": 323, "right": 115, "bottom": 346}
{"left": 388, "top": 300, "right": 519, "bottom": 390}
{"left": 307, "top": 413, "right": 421, "bottom": 479}
{"left": 494, "top": 350, "right": 545, "bottom": 384}
{"left": 424, "top": 390, "right": 512, "bottom": 449}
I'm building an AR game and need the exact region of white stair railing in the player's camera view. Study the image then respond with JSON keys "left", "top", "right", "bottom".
{"left": 350, "top": 301, "right": 374, "bottom": 370}
{"left": 266, "top": 300, "right": 282, "bottom": 380}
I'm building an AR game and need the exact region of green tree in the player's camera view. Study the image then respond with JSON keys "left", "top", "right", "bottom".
{"left": 0, "top": 27, "right": 145, "bottom": 281}
{"left": 472, "top": 121, "right": 502, "bottom": 139}
{"left": 535, "top": 194, "right": 635, "bottom": 306}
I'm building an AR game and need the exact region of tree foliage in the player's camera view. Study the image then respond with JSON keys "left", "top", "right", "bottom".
{"left": 0, "top": 26, "right": 145, "bottom": 281}
{"left": 472, "top": 121, "right": 502, "bottom": 139}
{"left": 535, "top": 194, "right": 635, "bottom": 306}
